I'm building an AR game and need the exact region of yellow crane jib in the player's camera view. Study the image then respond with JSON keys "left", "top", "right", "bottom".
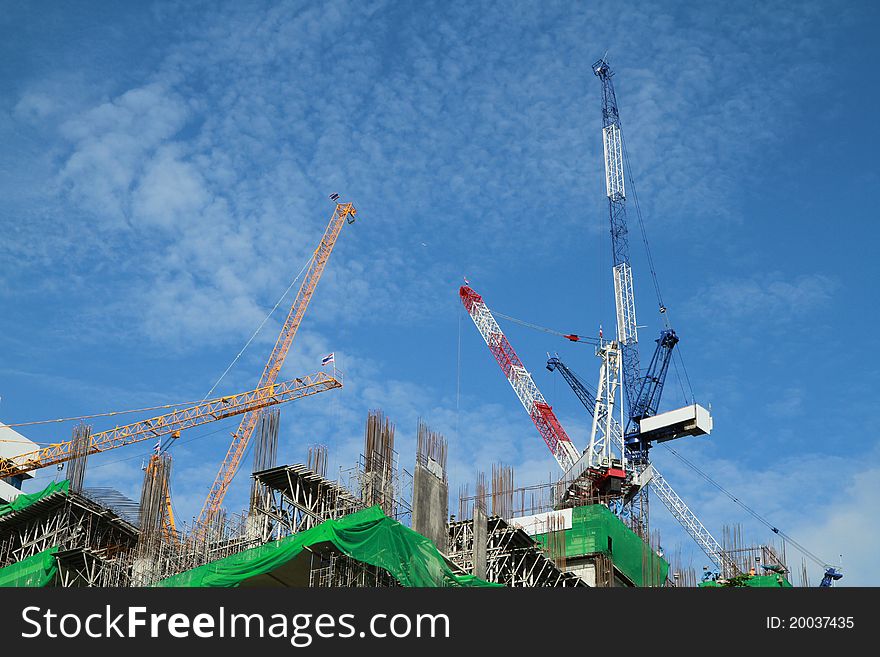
{"left": 0, "top": 372, "right": 342, "bottom": 480}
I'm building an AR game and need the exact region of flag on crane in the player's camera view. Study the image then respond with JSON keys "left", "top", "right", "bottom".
{"left": 321, "top": 352, "right": 335, "bottom": 367}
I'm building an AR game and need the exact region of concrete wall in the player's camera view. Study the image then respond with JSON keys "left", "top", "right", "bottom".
{"left": 566, "top": 554, "right": 635, "bottom": 587}
{"left": 472, "top": 506, "right": 487, "bottom": 579}
{"left": 566, "top": 559, "right": 597, "bottom": 587}
{"left": 412, "top": 463, "right": 448, "bottom": 553}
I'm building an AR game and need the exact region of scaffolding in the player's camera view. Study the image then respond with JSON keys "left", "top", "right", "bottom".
{"left": 249, "top": 464, "right": 364, "bottom": 543}
{"left": 447, "top": 515, "right": 586, "bottom": 587}
{"left": 0, "top": 487, "right": 138, "bottom": 587}
{"left": 307, "top": 549, "right": 400, "bottom": 587}
{"left": 721, "top": 523, "right": 789, "bottom": 579}
{"left": 457, "top": 478, "right": 626, "bottom": 521}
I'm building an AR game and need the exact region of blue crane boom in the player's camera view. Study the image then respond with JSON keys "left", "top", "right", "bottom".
{"left": 593, "top": 58, "right": 685, "bottom": 459}
{"left": 626, "top": 329, "right": 679, "bottom": 451}
{"left": 593, "top": 58, "right": 642, "bottom": 420}
{"left": 546, "top": 356, "right": 597, "bottom": 411}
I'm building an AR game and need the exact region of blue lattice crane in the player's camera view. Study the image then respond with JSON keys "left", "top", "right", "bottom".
{"left": 539, "top": 58, "right": 836, "bottom": 584}
{"left": 546, "top": 356, "right": 597, "bottom": 411}
{"left": 626, "top": 328, "right": 679, "bottom": 449}
{"left": 593, "top": 58, "right": 644, "bottom": 428}
{"left": 820, "top": 567, "right": 843, "bottom": 587}
{"left": 591, "top": 58, "right": 712, "bottom": 461}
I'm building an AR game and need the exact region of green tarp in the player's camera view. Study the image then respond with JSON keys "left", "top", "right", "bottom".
{"left": 0, "top": 479, "right": 69, "bottom": 519}
{"left": 699, "top": 574, "right": 793, "bottom": 588}
{"left": 0, "top": 547, "right": 58, "bottom": 587}
{"left": 157, "top": 506, "right": 500, "bottom": 588}
{"left": 534, "top": 504, "right": 669, "bottom": 587}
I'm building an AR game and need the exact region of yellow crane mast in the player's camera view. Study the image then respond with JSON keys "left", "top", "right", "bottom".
{"left": 194, "top": 195, "right": 357, "bottom": 529}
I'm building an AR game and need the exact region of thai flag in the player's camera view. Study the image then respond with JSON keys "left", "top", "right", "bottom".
{"left": 321, "top": 352, "right": 335, "bottom": 367}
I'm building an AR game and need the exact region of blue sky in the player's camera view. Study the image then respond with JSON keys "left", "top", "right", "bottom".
{"left": 1, "top": 1, "right": 878, "bottom": 585}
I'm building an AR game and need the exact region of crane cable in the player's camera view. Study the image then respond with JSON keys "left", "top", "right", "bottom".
{"left": 3, "top": 253, "right": 315, "bottom": 436}
{"left": 493, "top": 311, "right": 600, "bottom": 345}
{"left": 201, "top": 252, "right": 314, "bottom": 401}
{"left": 661, "top": 444, "right": 836, "bottom": 569}
{"left": 620, "top": 137, "right": 828, "bottom": 568}
{"left": 620, "top": 133, "right": 695, "bottom": 403}
{"left": 159, "top": 251, "right": 314, "bottom": 455}
{"left": 621, "top": 134, "right": 666, "bottom": 319}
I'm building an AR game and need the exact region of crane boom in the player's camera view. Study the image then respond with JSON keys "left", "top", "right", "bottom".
{"left": 640, "top": 465, "right": 738, "bottom": 575}
{"left": 627, "top": 329, "right": 678, "bottom": 447}
{"left": 594, "top": 59, "right": 641, "bottom": 419}
{"left": 0, "top": 372, "right": 342, "bottom": 480}
{"left": 547, "top": 357, "right": 597, "bottom": 410}
{"left": 460, "top": 286, "right": 580, "bottom": 472}
{"left": 196, "top": 198, "right": 356, "bottom": 527}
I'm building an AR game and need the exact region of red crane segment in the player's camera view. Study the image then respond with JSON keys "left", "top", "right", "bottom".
{"left": 459, "top": 285, "right": 580, "bottom": 471}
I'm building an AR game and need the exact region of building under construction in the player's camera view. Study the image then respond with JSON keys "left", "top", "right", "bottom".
{"left": 0, "top": 407, "right": 793, "bottom": 589}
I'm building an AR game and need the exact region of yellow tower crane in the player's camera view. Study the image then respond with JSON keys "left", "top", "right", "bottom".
{"left": 194, "top": 195, "right": 357, "bottom": 530}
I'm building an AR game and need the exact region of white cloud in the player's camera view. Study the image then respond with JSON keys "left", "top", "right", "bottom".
{"left": 649, "top": 441, "right": 880, "bottom": 586}
{"left": 790, "top": 463, "right": 880, "bottom": 586}
{"left": 132, "top": 145, "right": 211, "bottom": 228}
{"left": 13, "top": 92, "right": 58, "bottom": 122}
{"left": 59, "top": 83, "right": 190, "bottom": 225}
{"left": 685, "top": 272, "right": 836, "bottom": 326}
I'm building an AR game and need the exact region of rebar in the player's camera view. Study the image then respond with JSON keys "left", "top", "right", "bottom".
{"left": 68, "top": 423, "right": 91, "bottom": 493}
{"left": 308, "top": 444, "right": 328, "bottom": 478}
{"left": 250, "top": 409, "right": 280, "bottom": 510}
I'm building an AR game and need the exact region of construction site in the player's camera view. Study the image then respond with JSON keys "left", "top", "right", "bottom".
{"left": 0, "top": 59, "right": 840, "bottom": 590}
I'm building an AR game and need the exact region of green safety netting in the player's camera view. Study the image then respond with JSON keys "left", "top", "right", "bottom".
{"left": 157, "top": 506, "right": 500, "bottom": 588}
{"left": 534, "top": 504, "right": 669, "bottom": 587}
{"left": 0, "top": 479, "right": 69, "bottom": 519}
{"left": 0, "top": 547, "right": 58, "bottom": 587}
{"left": 699, "top": 574, "right": 793, "bottom": 588}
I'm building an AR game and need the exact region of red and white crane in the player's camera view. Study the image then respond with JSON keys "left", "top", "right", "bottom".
{"left": 459, "top": 285, "right": 580, "bottom": 472}
{"left": 460, "top": 284, "right": 739, "bottom": 573}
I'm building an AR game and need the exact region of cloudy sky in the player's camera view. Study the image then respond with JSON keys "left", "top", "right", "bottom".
{"left": 1, "top": 1, "right": 877, "bottom": 585}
